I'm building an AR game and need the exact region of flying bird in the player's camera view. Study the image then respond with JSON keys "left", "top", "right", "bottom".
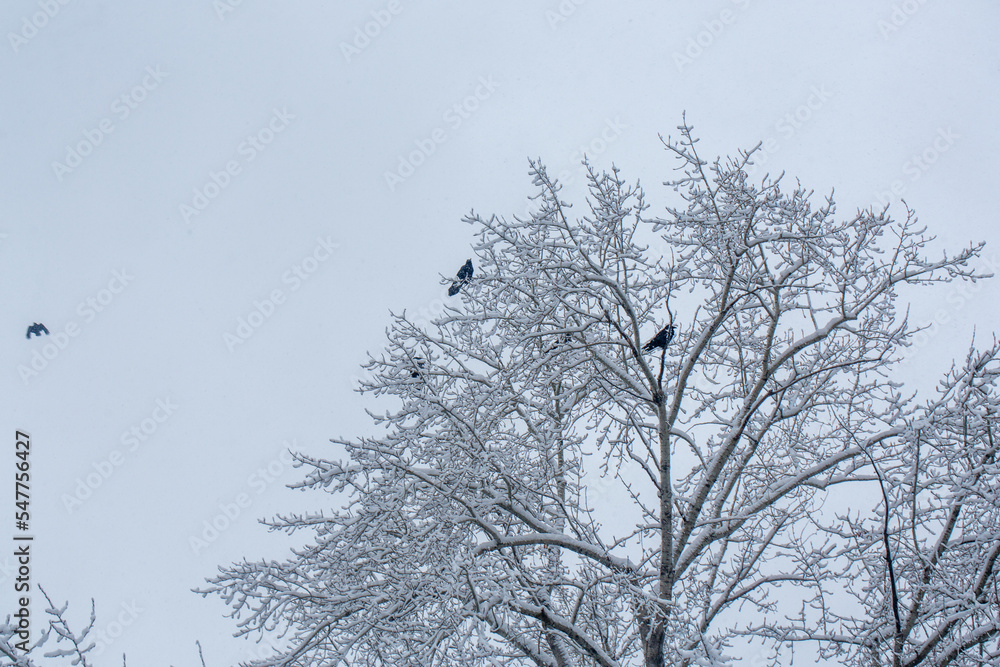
{"left": 26, "top": 323, "right": 49, "bottom": 339}
{"left": 448, "top": 259, "right": 473, "bottom": 296}
{"left": 642, "top": 323, "right": 675, "bottom": 352}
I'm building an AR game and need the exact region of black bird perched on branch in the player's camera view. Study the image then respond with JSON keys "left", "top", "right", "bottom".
{"left": 448, "top": 259, "right": 473, "bottom": 296}
{"left": 545, "top": 333, "right": 573, "bottom": 353}
{"left": 410, "top": 357, "right": 425, "bottom": 378}
{"left": 642, "top": 323, "right": 675, "bottom": 352}
{"left": 26, "top": 323, "right": 49, "bottom": 339}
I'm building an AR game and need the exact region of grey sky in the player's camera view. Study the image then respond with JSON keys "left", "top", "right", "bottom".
{"left": 3, "top": 1, "right": 998, "bottom": 664}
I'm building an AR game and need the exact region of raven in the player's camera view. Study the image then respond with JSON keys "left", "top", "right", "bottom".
{"left": 642, "top": 323, "right": 675, "bottom": 352}
{"left": 448, "top": 259, "right": 473, "bottom": 296}
{"left": 26, "top": 323, "right": 49, "bottom": 339}
{"left": 410, "top": 357, "right": 426, "bottom": 378}
{"left": 545, "top": 333, "right": 573, "bottom": 353}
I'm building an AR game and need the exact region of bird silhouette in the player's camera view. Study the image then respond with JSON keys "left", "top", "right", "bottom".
{"left": 448, "top": 259, "right": 473, "bottom": 296}
{"left": 545, "top": 333, "right": 573, "bottom": 353}
{"left": 410, "top": 357, "right": 426, "bottom": 378}
{"left": 642, "top": 323, "right": 675, "bottom": 352}
{"left": 26, "top": 323, "right": 49, "bottom": 339}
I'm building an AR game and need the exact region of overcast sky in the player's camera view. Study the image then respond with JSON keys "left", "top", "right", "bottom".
{"left": 3, "top": 1, "right": 999, "bottom": 664}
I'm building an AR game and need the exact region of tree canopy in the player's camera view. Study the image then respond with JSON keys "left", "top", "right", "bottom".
{"left": 198, "top": 122, "right": 998, "bottom": 667}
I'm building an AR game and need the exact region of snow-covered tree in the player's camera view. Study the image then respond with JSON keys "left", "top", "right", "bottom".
{"left": 2, "top": 588, "right": 104, "bottom": 667}
{"left": 1, "top": 588, "right": 208, "bottom": 667}
{"left": 201, "top": 122, "right": 994, "bottom": 666}
{"left": 787, "top": 343, "right": 1000, "bottom": 666}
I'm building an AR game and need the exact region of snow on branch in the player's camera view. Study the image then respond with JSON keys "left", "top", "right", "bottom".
{"left": 201, "top": 120, "right": 995, "bottom": 667}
